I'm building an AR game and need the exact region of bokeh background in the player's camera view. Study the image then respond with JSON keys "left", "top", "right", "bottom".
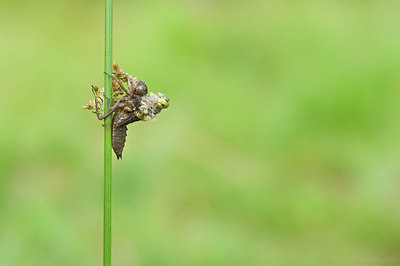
{"left": 1, "top": 0, "right": 400, "bottom": 265}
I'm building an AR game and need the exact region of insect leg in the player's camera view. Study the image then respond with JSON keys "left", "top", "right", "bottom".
{"left": 113, "top": 72, "right": 133, "bottom": 91}
{"left": 116, "top": 114, "right": 140, "bottom": 127}
{"left": 104, "top": 95, "right": 123, "bottom": 111}
{"left": 104, "top": 72, "right": 131, "bottom": 95}
{"left": 126, "top": 74, "right": 132, "bottom": 91}
{"left": 92, "top": 87, "right": 122, "bottom": 120}
{"left": 92, "top": 86, "right": 107, "bottom": 120}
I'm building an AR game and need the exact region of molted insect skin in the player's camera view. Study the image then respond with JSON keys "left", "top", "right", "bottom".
{"left": 89, "top": 68, "right": 169, "bottom": 159}
{"left": 112, "top": 109, "right": 128, "bottom": 159}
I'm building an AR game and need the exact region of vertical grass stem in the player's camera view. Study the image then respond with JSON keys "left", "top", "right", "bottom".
{"left": 104, "top": 0, "right": 113, "bottom": 265}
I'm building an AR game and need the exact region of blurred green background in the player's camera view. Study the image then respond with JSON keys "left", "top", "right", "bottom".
{"left": 1, "top": 0, "right": 400, "bottom": 265}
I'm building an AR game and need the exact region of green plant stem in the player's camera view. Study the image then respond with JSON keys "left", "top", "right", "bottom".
{"left": 104, "top": 0, "right": 113, "bottom": 265}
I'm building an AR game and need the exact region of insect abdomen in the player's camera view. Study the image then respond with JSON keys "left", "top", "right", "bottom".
{"left": 112, "top": 110, "right": 128, "bottom": 159}
{"left": 112, "top": 125, "right": 127, "bottom": 159}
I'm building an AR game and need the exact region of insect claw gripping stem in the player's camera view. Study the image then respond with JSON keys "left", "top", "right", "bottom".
{"left": 104, "top": 95, "right": 112, "bottom": 109}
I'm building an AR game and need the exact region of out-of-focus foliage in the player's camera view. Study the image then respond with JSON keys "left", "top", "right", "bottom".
{"left": 1, "top": 0, "right": 400, "bottom": 265}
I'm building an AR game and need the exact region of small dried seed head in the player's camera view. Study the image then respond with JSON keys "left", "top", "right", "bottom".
{"left": 82, "top": 100, "right": 95, "bottom": 110}
{"left": 112, "top": 80, "right": 120, "bottom": 89}
{"left": 112, "top": 62, "right": 123, "bottom": 73}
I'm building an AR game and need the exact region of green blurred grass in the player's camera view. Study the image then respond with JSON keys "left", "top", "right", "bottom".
{"left": 1, "top": 0, "right": 400, "bottom": 265}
